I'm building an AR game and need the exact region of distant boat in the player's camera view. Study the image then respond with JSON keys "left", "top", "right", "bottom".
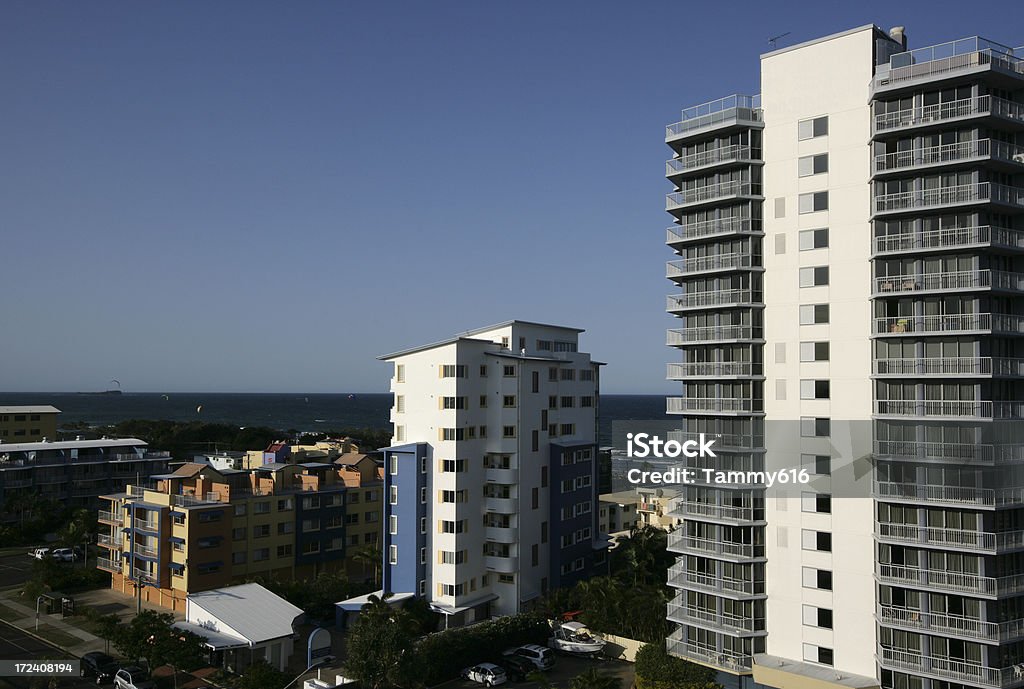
{"left": 76, "top": 390, "right": 123, "bottom": 395}
{"left": 348, "top": 394, "right": 355, "bottom": 399}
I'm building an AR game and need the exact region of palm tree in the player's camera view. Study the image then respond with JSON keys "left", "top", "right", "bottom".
{"left": 351, "top": 543, "right": 382, "bottom": 586}
{"left": 569, "top": 668, "right": 621, "bottom": 689}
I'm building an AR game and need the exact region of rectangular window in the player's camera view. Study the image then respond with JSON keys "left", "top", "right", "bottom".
{"left": 480, "top": 364, "right": 488, "bottom": 377}
{"left": 441, "top": 396, "right": 467, "bottom": 410}
{"left": 799, "top": 266, "right": 829, "bottom": 287}
{"left": 801, "top": 529, "right": 832, "bottom": 552}
{"left": 389, "top": 486, "right": 398, "bottom": 504}
{"left": 797, "top": 115, "right": 828, "bottom": 140}
{"left": 560, "top": 396, "right": 574, "bottom": 408}
{"left": 253, "top": 548, "right": 271, "bottom": 562}
{"left": 541, "top": 466, "right": 548, "bottom": 488}
{"left": 503, "top": 425, "right": 516, "bottom": 438}
{"left": 395, "top": 364, "right": 405, "bottom": 382}
{"left": 532, "top": 371, "right": 540, "bottom": 393}
{"left": 395, "top": 395, "right": 405, "bottom": 413}
{"left": 802, "top": 644, "right": 834, "bottom": 666}
{"left": 798, "top": 153, "right": 829, "bottom": 177}
{"left": 548, "top": 367, "right": 558, "bottom": 382}
{"left": 394, "top": 425, "right": 405, "bottom": 442}
{"left": 532, "top": 487, "right": 539, "bottom": 510}
{"left": 232, "top": 527, "right": 246, "bottom": 541}
{"left": 532, "top": 430, "right": 539, "bottom": 452}
{"left": 802, "top": 454, "right": 831, "bottom": 476}
{"left": 800, "top": 342, "right": 830, "bottom": 362}
{"left": 560, "top": 368, "right": 575, "bottom": 381}
{"left": 800, "top": 379, "right": 831, "bottom": 399}
{"left": 799, "top": 228, "right": 829, "bottom": 250}
{"left": 441, "top": 459, "right": 467, "bottom": 473}
{"left": 254, "top": 501, "right": 271, "bottom": 515}
{"left": 389, "top": 456, "right": 399, "bottom": 475}
{"left": 802, "top": 492, "right": 832, "bottom": 514}
{"left": 580, "top": 368, "right": 594, "bottom": 381}
{"left": 800, "top": 417, "right": 831, "bottom": 437}
{"left": 503, "top": 365, "right": 516, "bottom": 377}
{"left": 560, "top": 424, "right": 575, "bottom": 436}
{"left": 440, "top": 428, "right": 465, "bottom": 441}
{"left": 277, "top": 522, "right": 294, "bottom": 535}
{"left": 389, "top": 515, "right": 398, "bottom": 534}
{"left": 479, "top": 395, "right": 488, "bottom": 408}
{"left": 798, "top": 191, "right": 829, "bottom": 214}
{"left": 800, "top": 304, "right": 830, "bottom": 324}
{"left": 503, "top": 395, "right": 516, "bottom": 408}
{"left": 388, "top": 545, "right": 398, "bottom": 565}
{"left": 253, "top": 524, "right": 270, "bottom": 538}
{"left": 441, "top": 365, "right": 467, "bottom": 378}
{"left": 802, "top": 567, "right": 833, "bottom": 590}
{"left": 581, "top": 396, "right": 594, "bottom": 407}
{"left": 277, "top": 544, "right": 293, "bottom": 558}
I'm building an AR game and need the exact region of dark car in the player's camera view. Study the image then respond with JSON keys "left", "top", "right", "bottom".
{"left": 81, "top": 652, "right": 119, "bottom": 684}
{"left": 500, "top": 655, "right": 535, "bottom": 683}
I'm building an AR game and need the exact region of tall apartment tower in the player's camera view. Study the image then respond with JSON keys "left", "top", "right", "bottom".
{"left": 379, "top": 321, "right": 605, "bottom": 627}
{"left": 666, "top": 25, "right": 1024, "bottom": 689}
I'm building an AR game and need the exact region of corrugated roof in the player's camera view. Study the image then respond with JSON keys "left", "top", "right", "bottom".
{"left": 0, "top": 438, "right": 147, "bottom": 452}
{"left": 187, "top": 583, "right": 303, "bottom": 643}
{"left": 0, "top": 405, "right": 61, "bottom": 414}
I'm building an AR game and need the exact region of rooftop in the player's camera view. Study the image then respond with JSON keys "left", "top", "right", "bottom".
{"left": 0, "top": 437, "right": 148, "bottom": 452}
{"left": 600, "top": 490, "right": 641, "bottom": 505}
{"left": 186, "top": 583, "right": 303, "bottom": 643}
{"left": 379, "top": 320, "right": 586, "bottom": 360}
{"left": 761, "top": 23, "right": 887, "bottom": 59}
{"left": 0, "top": 405, "right": 61, "bottom": 414}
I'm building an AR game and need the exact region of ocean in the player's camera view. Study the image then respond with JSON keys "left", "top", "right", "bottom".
{"left": 0, "top": 392, "right": 669, "bottom": 448}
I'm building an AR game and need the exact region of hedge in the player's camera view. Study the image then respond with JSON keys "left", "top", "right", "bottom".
{"left": 634, "top": 642, "right": 720, "bottom": 689}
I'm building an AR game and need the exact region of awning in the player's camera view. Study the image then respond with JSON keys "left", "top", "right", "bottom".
{"left": 429, "top": 593, "right": 498, "bottom": 615}
{"left": 336, "top": 590, "right": 415, "bottom": 612}
{"left": 172, "top": 621, "right": 248, "bottom": 651}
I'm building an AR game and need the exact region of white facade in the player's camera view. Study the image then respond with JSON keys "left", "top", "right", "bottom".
{"left": 381, "top": 321, "right": 605, "bottom": 625}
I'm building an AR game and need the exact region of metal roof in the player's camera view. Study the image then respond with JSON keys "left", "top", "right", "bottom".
{"left": 186, "top": 583, "right": 303, "bottom": 643}
{"left": 0, "top": 438, "right": 147, "bottom": 452}
{"left": 0, "top": 406, "right": 61, "bottom": 414}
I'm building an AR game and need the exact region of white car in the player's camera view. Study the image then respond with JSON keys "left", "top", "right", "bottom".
{"left": 113, "top": 667, "right": 155, "bottom": 689}
{"left": 30, "top": 547, "right": 50, "bottom": 560}
{"left": 502, "top": 644, "right": 555, "bottom": 670}
{"left": 51, "top": 548, "right": 79, "bottom": 562}
{"left": 460, "top": 663, "right": 507, "bottom": 686}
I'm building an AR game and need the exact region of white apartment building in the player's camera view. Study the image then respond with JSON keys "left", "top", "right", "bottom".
{"left": 379, "top": 321, "right": 606, "bottom": 626}
{"left": 666, "top": 24, "right": 1024, "bottom": 689}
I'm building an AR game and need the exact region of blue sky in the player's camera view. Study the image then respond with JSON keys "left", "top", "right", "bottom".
{"left": 2, "top": 1, "right": 1022, "bottom": 393}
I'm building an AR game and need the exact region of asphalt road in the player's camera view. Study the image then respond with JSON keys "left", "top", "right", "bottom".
{"left": 439, "top": 655, "right": 635, "bottom": 689}
{"left": 0, "top": 620, "right": 97, "bottom": 689}
{"left": 0, "top": 555, "right": 35, "bottom": 592}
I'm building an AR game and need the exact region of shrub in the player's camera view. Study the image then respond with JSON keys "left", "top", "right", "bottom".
{"left": 634, "top": 642, "right": 721, "bottom": 689}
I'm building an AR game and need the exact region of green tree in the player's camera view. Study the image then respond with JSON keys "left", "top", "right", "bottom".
{"left": 569, "top": 667, "right": 622, "bottom": 689}
{"left": 238, "top": 661, "right": 287, "bottom": 689}
{"left": 110, "top": 610, "right": 207, "bottom": 678}
{"left": 343, "top": 594, "right": 419, "bottom": 689}
{"left": 351, "top": 543, "right": 382, "bottom": 586}
{"left": 634, "top": 642, "right": 721, "bottom": 689}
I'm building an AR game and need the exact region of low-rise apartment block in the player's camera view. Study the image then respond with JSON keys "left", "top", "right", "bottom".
{"left": 0, "top": 405, "right": 59, "bottom": 443}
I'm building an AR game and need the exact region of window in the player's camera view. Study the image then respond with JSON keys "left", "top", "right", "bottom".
{"left": 349, "top": 492, "right": 360, "bottom": 505}
{"left": 254, "top": 501, "right": 271, "bottom": 514}
{"left": 253, "top": 525, "right": 270, "bottom": 538}
{"left": 479, "top": 364, "right": 488, "bottom": 377}
{"left": 802, "top": 567, "right": 832, "bottom": 590}
{"left": 441, "top": 396, "right": 467, "bottom": 410}
{"left": 560, "top": 368, "right": 575, "bottom": 381}
{"left": 802, "top": 529, "right": 832, "bottom": 552}
{"left": 419, "top": 580, "right": 426, "bottom": 596}
{"left": 798, "top": 153, "right": 829, "bottom": 176}
{"left": 234, "top": 504, "right": 247, "bottom": 516}
{"left": 253, "top": 548, "right": 270, "bottom": 561}
{"left": 198, "top": 510, "right": 223, "bottom": 523}
{"left": 541, "top": 466, "right": 548, "bottom": 488}
{"left": 302, "top": 519, "right": 320, "bottom": 532}
{"left": 560, "top": 396, "right": 574, "bottom": 408}
{"left": 441, "top": 365, "right": 467, "bottom": 378}
{"left": 198, "top": 562, "right": 222, "bottom": 574}
{"left": 800, "top": 379, "right": 831, "bottom": 399}
{"left": 503, "top": 365, "right": 516, "bottom": 377}
{"left": 503, "top": 395, "right": 516, "bottom": 408}
{"left": 581, "top": 396, "right": 594, "bottom": 407}
{"left": 803, "top": 644, "right": 834, "bottom": 666}
{"left": 800, "top": 342, "right": 830, "bottom": 362}
{"left": 326, "top": 515, "right": 343, "bottom": 529}
{"left": 801, "top": 417, "right": 831, "bottom": 437}
{"left": 479, "top": 395, "right": 487, "bottom": 408}
{"left": 560, "top": 424, "right": 575, "bottom": 436}
{"left": 389, "top": 486, "right": 398, "bottom": 504}
{"left": 395, "top": 395, "right": 405, "bottom": 413}
{"left": 395, "top": 364, "right": 405, "bottom": 382}
{"left": 548, "top": 367, "right": 558, "bottom": 381}
{"left": 799, "top": 191, "right": 829, "bottom": 214}
{"left": 580, "top": 369, "right": 594, "bottom": 381}
{"left": 800, "top": 304, "right": 830, "bottom": 324}
{"left": 277, "top": 544, "right": 293, "bottom": 557}
{"left": 798, "top": 115, "right": 828, "bottom": 139}
{"left": 532, "top": 430, "right": 539, "bottom": 452}
{"left": 802, "top": 454, "right": 831, "bottom": 476}
{"left": 799, "top": 266, "right": 829, "bottom": 287}
{"left": 232, "top": 527, "right": 246, "bottom": 541}
{"left": 537, "top": 340, "right": 552, "bottom": 351}
{"left": 277, "top": 522, "right": 294, "bottom": 535}
{"left": 420, "top": 486, "right": 426, "bottom": 503}
{"left": 365, "top": 511, "right": 379, "bottom": 522}
{"left": 440, "top": 520, "right": 465, "bottom": 533}
{"left": 503, "top": 425, "right": 516, "bottom": 438}
{"left": 799, "top": 228, "right": 829, "bottom": 250}
{"left": 498, "top": 574, "right": 515, "bottom": 584}
{"left": 802, "top": 492, "right": 832, "bottom": 514}
{"left": 532, "top": 371, "right": 540, "bottom": 393}
{"left": 532, "top": 487, "right": 539, "bottom": 510}
{"left": 389, "top": 515, "right": 398, "bottom": 534}
{"left": 302, "top": 496, "right": 320, "bottom": 510}
{"left": 440, "top": 490, "right": 466, "bottom": 503}
{"left": 440, "top": 550, "right": 467, "bottom": 564}
{"left": 441, "top": 459, "right": 467, "bottom": 473}
{"left": 532, "top": 544, "right": 539, "bottom": 567}
{"left": 440, "top": 428, "right": 465, "bottom": 441}
{"left": 420, "top": 517, "right": 426, "bottom": 533}
{"left": 388, "top": 545, "right": 398, "bottom": 565}
{"left": 548, "top": 395, "right": 557, "bottom": 409}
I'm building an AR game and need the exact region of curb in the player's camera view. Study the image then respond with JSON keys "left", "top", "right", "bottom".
{"left": 0, "top": 618, "right": 80, "bottom": 659}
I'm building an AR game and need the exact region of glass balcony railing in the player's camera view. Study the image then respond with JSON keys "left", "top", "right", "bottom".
{"left": 874, "top": 37, "right": 1024, "bottom": 91}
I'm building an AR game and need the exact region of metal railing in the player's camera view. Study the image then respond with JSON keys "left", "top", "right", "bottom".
{"left": 668, "top": 531, "right": 763, "bottom": 559}
{"left": 666, "top": 181, "right": 761, "bottom": 210}
{"left": 873, "top": 313, "right": 1024, "bottom": 335}
{"left": 675, "top": 500, "right": 762, "bottom": 522}
{"left": 667, "top": 397, "right": 760, "bottom": 414}
{"left": 875, "top": 39, "right": 1024, "bottom": 89}
{"left": 131, "top": 543, "right": 159, "bottom": 558}
{"left": 873, "top": 440, "right": 1024, "bottom": 464}
{"left": 873, "top": 357, "right": 1024, "bottom": 376}
{"left": 874, "top": 269, "right": 1024, "bottom": 294}
{"left": 873, "top": 481, "right": 1024, "bottom": 507}
{"left": 96, "top": 558, "right": 121, "bottom": 574}
{"left": 666, "top": 630, "right": 753, "bottom": 671}
{"left": 172, "top": 492, "right": 222, "bottom": 507}
{"left": 875, "top": 522, "right": 1024, "bottom": 551}
{"left": 666, "top": 145, "right": 758, "bottom": 175}
{"left": 666, "top": 95, "right": 762, "bottom": 140}
{"left": 874, "top": 225, "right": 1024, "bottom": 254}
{"left": 666, "top": 325, "right": 759, "bottom": 344}
{"left": 875, "top": 563, "right": 1024, "bottom": 596}
{"left": 874, "top": 94, "right": 1024, "bottom": 132}
{"left": 667, "top": 599, "right": 762, "bottom": 633}
{"left": 874, "top": 399, "right": 1024, "bottom": 419}
{"left": 667, "top": 361, "right": 760, "bottom": 378}
{"left": 874, "top": 139, "right": 1024, "bottom": 173}
{"left": 98, "top": 510, "right": 118, "bottom": 523}
{"left": 667, "top": 564, "right": 762, "bottom": 596}
{"left": 873, "top": 182, "right": 1024, "bottom": 214}
{"left": 666, "top": 217, "right": 760, "bottom": 244}
{"left": 667, "top": 252, "right": 754, "bottom": 276}
{"left": 667, "top": 289, "right": 758, "bottom": 311}
{"left": 669, "top": 430, "right": 763, "bottom": 451}
{"left": 877, "top": 605, "right": 1024, "bottom": 643}
{"left": 133, "top": 518, "right": 160, "bottom": 532}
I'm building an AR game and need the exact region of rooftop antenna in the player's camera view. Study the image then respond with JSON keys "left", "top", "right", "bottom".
{"left": 768, "top": 31, "right": 791, "bottom": 50}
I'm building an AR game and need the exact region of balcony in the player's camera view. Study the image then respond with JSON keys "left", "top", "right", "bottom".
{"left": 875, "top": 563, "right": 1024, "bottom": 597}
{"left": 667, "top": 361, "right": 762, "bottom": 379}
{"left": 483, "top": 467, "right": 518, "bottom": 484}
{"left": 874, "top": 225, "right": 1024, "bottom": 255}
{"left": 874, "top": 139, "right": 1024, "bottom": 175}
{"left": 667, "top": 563, "right": 763, "bottom": 597}
{"left": 873, "top": 38, "right": 1024, "bottom": 93}
{"left": 674, "top": 500, "right": 763, "bottom": 524}
{"left": 877, "top": 647, "right": 1018, "bottom": 688}
{"left": 483, "top": 496, "right": 517, "bottom": 514}
{"left": 874, "top": 94, "right": 1024, "bottom": 134}
{"left": 873, "top": 313, "right": 1024, "bottom": 336}
{"left": 483, "top": 554, "right": 518, "bottom": 574}
{"left": 98, "top": 510, "right": 119, "bottom": 524}
{"left": 666, "top": 145, "right": 760, "bottom": 178}
{"left": 96, "top": 557, "right": 121, "bottom": 574}
{"left": 667, "top": 598, "right": 762, "bottom": 634}
{"left": 133, "top": 518, "right": 160, "bottom": 533}
{"left": 667, "top": 253, "right": 756, "bottom": 278}
{"left": 669, "top": 431, "right": 764, "bottom": 452}
{"left": 666, "top": 325, "right": 760, "bottom": 345}
{"left": 667, "top": 290, "right": 760, "bottom": 312}
{"left": 874, "top": 399, "right": 1024, "bottom": 419}
{"left": 875, "top": 521, "right": 1024, "bottom": 553}
{"left": 96, "top": 534, "right": 121, "bottom": 548}
{"left": 873, "top": 357, "right": 1024, "bottom": 377}
{"left": 666, "top": 629, "right": 753, "bottom": 673}
{"left": 668, "top": 531, "right": 764, "bottom": 560}
{"left": 666, "top": 217, "right": 761, "bottom": 246}
{"left": 130, "top": 543, "right": 160, "bottom": 559}
{"left": 666, "top": 181, "right": 762, "bottom": 211}
{"left": 874, "top": 439, "right": 1024, "bottom": 465}
{"left": 878, "top": 605, "right": 1024, "bottom": 643}
{"left": 874, "top": 269, "right": 1024, "bottom": 295}
{"left": 667, "top": 397, "right": 762, "bottom": 415}
{"left": 666, "top": 94, "right": 763, "bottom": 143}
{"left": 873, "top": 481, "right": 1024, "bottom": 508}
{"left": 873, "top": 182, "right": 1024, "bottom": 216}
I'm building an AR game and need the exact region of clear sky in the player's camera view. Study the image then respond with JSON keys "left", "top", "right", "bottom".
{"left": 2, "top": 1, "right": 1021, "bottom": 393}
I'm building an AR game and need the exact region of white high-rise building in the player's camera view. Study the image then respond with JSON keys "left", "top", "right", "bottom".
{"left": 379, "top": 321, "right": 606, "bottom": 626}
{"left": 666, "top": 24, "right": 1024, "bottom": 689}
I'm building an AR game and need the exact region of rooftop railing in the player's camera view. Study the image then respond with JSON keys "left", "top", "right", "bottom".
{"left": 875, "top": 37, "right": 1024, "bottom": 90}
{"left": 666, "top": 95, "right": 762, "bottom": 141}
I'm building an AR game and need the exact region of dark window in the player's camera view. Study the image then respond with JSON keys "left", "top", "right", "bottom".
{"left": 816, "top": 532, "right": 832, "bottom": 552}
{"left": 818, "top": 570, "right": 833, "bottom": 590}
{"left": 818, "top": 608, "right": 833, "bottom": 629}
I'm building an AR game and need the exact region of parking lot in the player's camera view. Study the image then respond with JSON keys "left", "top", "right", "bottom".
{"left": 437, "top": 655, "right": 634, "bottom": 688}
{"left": 0, "top": 553, "right": 36, "bottom": 591}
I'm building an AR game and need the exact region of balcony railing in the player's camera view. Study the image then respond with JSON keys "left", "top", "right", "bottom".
{"left": 666, "top": 181, "right": 761, "bottom": 210}
{"left": 98, "top": 510, "right": 118, "bottom": 523}
{"left": 874, "top": 269, "right": 1024, "bottom": 294}
{"left": 133, "top": 518, "right": 160, "bottom": 532}
{"left": 873, "top": 481, "right": 1024, "bottom": 508}
{"left": 874, "top": 94, "right": 1024, "bottom": 133}
{"left": 667, "top": 253, "right": 755, "bottom": 277}
{"left": 666, "top": 325, "right": 759, "bottom": 344}
{"left": 674, "top": 501, "right": 762, "bottom": 523}
{"left": 873, "top": 357, "right": 1024, "bottom": 377}
{"left": 873, "top": 182, "right": 1024, "bottom": 214}
{"left": 877, "top": 646, "right": 1022, "bottom": 688}
{"left": 172, "top": 493, "right": 222, "bottom": 507}
{"left": 874, "top": 439, "right": 1024, "bottom": 465}
{"left": 667, "top": 290, "right": 759, "bottom": 311}
{"left": 874, "top": 39, "right": 1024, "bottom": 90}
{"left": 878, "top": 605, "right": 1024, "bottom": 643}
{"left": 666, "top": 145, "right": 758, "bottom": 176}
{"left": 96, "top": 534, "right": 120, "bottom": 547}
{"left": 875, "top": 563, "right": 1024, "bottom": 597}
{"left": 667, "top": 599, "right": 762, "bottom": 633}
{"left": 667, "top": 564, "right": 763, "bottom": 596}
{"left": 666, "top": 95, "right": 762, "bottom": 141}
{"left": 875, "top": 521, "right": 1024, "bottom": 552}
{"left": 874, "top": 399, "right": 1024, "bottom": 419}
{"left": 666, "top": 629, "right": 753, "bottom": 672}
{"left": 96, "top": 557, "right": 121, "bottom": 574}
{"left": 667, "top": 361, "right": 761, "bottom": 378}
{"left": 874, "top": 313, "right": 1024, "bottom": 336}
{"left": 668, "top": 531, "right": 764, "bottom": 559}
{"left": 874, "top": 139, "right": 1024, "bottom": 173}
{"left": 669, "top": 431, "right": 764, "bottom": 451}
{"left": 666, "top": 217, "right": 760, "bottom": 245}
{"left": 874, "top": 225, "right": 1024, "bottom": 255}
{"left": 667, "top": 397, "right": 761, "bottom": 414}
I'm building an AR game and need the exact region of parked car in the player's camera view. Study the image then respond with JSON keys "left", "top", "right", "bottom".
{"left": 81, "top": 652, "right": 119, "bottom": 684}
{"left": 51, "top": 548, "right": 79, "bottom": 562}
{"left": 499, "top": 655, "right": 535, "bottom": 682}
{"left": 29, "top": 547, "right": 50, "bottom": 560}
{"left": 113, "top": 666, "right": 155, "bottom": 689}
{"left": 501, "top": 644, "right": 555, "bottom": 671}
{"left": 460, "top": 663, "right": 507, "bottom": 687}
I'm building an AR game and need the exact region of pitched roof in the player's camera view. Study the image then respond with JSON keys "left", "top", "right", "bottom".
{"left": 186, "top": 583, "right": 303, "bottom": 643}
{"left": 172, "top": 463, "right": 212, "bottom": 478}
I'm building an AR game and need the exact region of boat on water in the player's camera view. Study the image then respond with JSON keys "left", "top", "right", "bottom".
{"left": 547, "top": 621, "right": 607, "bottom": 656}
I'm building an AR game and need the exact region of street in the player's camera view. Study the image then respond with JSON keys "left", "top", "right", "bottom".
{"left": 437, "top": 655, "right": 634, "bottom": 689}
